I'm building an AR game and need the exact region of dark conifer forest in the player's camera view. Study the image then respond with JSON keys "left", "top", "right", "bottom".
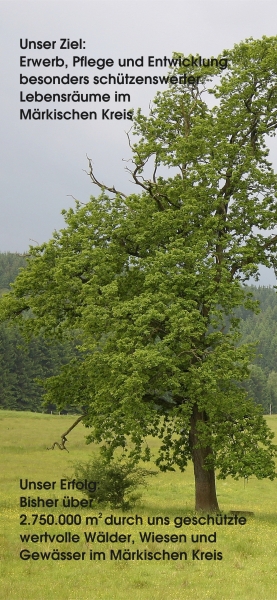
{"left": 0, "top": 252, "right": 276, "bottom": 413}
{"left": 0, "top": 253, "right": 79, "bottom": 412}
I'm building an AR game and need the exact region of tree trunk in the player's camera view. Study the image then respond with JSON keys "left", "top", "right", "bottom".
{"left": 190, "top": 404, "right": 219, "bottom": 512}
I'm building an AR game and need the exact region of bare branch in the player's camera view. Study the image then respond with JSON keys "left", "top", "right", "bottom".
{"left": 85, "top": 156, "right": 127, "bottom": 198}
{"left": 47, "top": 415, "right": 84, "bottom": 452}
{"left": 66, "top": 195, "right": 87, "bottom": 206}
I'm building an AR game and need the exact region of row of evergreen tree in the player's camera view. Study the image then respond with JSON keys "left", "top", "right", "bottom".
{"left": 0, "top": 252, "right": 276, "bottom": 413}
{"left": 238, "top": 287, "right": 277, "bottom": 414}
{"left": 0, "top": 253, "right": 79, "bottom": 412}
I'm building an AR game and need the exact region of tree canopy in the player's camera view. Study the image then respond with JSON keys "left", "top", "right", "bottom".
{"left": 1, "top": 255, "right": 277, "bottom": 414}
{"left": 1, "top": 36, "right": 277, "bottom": 510}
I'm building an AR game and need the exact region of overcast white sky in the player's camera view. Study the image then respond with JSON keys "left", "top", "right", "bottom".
{"left": 1, "top": 0, "right": 277, "bottom": 284}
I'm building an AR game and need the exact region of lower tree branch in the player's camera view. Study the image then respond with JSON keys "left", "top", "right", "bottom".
{"left": 47, "top": 415, "right": 84, "bottom": 452}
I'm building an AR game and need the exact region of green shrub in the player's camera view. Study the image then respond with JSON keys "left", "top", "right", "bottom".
{"left": 70, "top": 456, "right": 157, "bottom": 510}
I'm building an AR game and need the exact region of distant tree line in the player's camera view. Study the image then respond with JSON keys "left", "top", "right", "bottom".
{"left": 0, "top": 252, "right": 276, "bottom": 413}
{"left": 238, "top": 286, "right": 277, "bottom": 414}
{"left": 0, "top": 252, "right": 26, "bottom": 292}
{"left": 0, "top": 253, "right": 80, "bottom": 412}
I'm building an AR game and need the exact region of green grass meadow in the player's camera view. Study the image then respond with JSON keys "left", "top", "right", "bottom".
{"left": 0, "top": 410, "right": 276, "bottom": 600}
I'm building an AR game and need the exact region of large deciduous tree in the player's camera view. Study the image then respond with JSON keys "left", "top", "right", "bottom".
{"left": 1, "top": 36, "right": 277, "bottom": 510}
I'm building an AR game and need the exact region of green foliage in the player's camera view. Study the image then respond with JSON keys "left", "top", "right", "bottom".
{"left": 0, "top": 321, "right": 80, "bottom": 412}
{"left": 70, "top": 456, "right": 157, "bottom": 510}
{"left": 0, "top": 252, "right": 82, "bottom": 412}
{"left": 1, "top": 37, "right": 277, "bottom": 501}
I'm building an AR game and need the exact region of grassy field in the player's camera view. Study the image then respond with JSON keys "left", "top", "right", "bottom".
{"left": 0, "top": 410, "right": 276, "bottom": 600}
